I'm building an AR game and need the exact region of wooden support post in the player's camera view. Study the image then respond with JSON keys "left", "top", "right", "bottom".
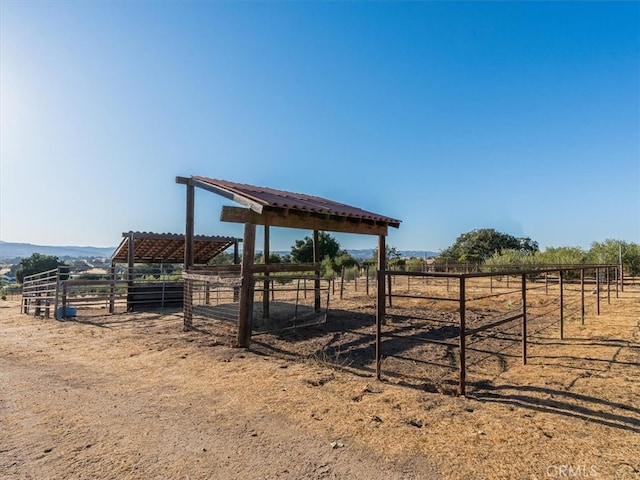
{"left": 62, "top": 283, "right": 68, "bottom": 320}
{"left": 237, "top": 223, "right": 256, "bottom": 348}
{"left": 185, "top": 185, "right": 195, "bottom": 269}
{"left": 376, "top": 234, "right": 386, "bottom": 381}
{"left": 522, "top": 274, "right": 527, "bottom": 365}
{"left": 126, "top": 231, "right": 135, "bottom": 312}
{"left": 233, "top": 240, "right": 240, "bottom": 302}
{"left": 606, "top": 267, "right": 610, "bottom": 305}
{"left": 263, "top": 225, "right": 270, "bottom": 319}
{"left": 109, "top": 264, "right": 116, "bottom": 314}
{"left": 184, "top": 184, "right": 195, "bottom": 330}
{"left": 459, "top": 276, "right": 466, "bottom": 396}
{"left": 559, "top": 270, "right": 564, "bottom": 340}
{"left": 313, "top": 230, "right": 321, "bottom": 312}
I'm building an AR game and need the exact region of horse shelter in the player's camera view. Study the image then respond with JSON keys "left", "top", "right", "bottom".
{"left": 175, "top": 175, "right": 402, "bottom": 348}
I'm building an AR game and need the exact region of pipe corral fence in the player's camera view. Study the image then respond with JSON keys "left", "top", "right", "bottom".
{"left": 374, "top": 264, "right": 622, "bottom": 395}
{"left": 21, "top": 264, "right": 183, "bottom": 318}
{"left": 21, "top": 262, "right": 625, "bottom": 396}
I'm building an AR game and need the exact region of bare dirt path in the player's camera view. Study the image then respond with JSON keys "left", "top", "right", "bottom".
{"left": 2, "top": 285, "right": 639, "bottom": 480}
{"left": 0, "top": 302, "right": 437, "bottom": 480}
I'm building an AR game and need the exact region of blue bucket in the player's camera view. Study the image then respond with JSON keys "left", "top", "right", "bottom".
{"left": 55, "top": 306, "right": 77, "bottom": 319}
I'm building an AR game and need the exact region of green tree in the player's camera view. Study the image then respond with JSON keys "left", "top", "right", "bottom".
{"left": 587, "top": 239, "right": 640, "bottom": 276}
{"left": 209, "top": 252, "right": 235, "bottom": 266}
{"left": 335, "top": 252, "right": 359, "bottom": 270}
{"left": 320, "top": 256, "right": 337, "bottom": 279}
{"left": 439, "top": 229, "right": 539, "bottom": 263}
{"left": 406, "top": 258, "right": 426, "bottom": 272}
{"left": 290, "top": 231, "right": 342, "bottom": 263}
{"left": 368, "top": 245, "right": 403, "bottom": 267}
{"left": 388, "top": 257, "right": 406, "bottom": 271}
{"left": 255, "top": 252, "right": 284, "bottom": 264}
{"left": 536, "top": 246, "right": 587, "bottom": 266}
{"left": 16, "top": 253, "right": 65, "bottom": 283}
{"left": 483, "top": 249, "right": 538, "bottom": 270}
{"left": 622, "top": 243, "right": 640, "bottom": 276}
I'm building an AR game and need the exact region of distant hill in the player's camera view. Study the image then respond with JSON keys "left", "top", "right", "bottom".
{"left": 0, "top": 241, "right": 115, "bottom": 261}
{"left": 0, "top": 241, "right": 438, "bottom": 263}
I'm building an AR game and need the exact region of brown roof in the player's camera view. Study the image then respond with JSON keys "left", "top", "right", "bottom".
{"left": 111, "top": 231, "right": 239, "bottom": 265}
{"left": 190, "top": 176, "right": 401, "bottom": 228}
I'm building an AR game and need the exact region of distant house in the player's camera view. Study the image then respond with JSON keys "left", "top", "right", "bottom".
{"left": 1, "top": 274, "right": 16, "bottom": 284}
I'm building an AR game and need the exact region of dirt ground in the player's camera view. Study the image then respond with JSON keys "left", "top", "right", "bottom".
{"left": 1, "top": 283, "right": 639, "bottom": 480}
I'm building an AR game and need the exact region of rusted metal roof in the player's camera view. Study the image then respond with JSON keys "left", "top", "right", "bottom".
{"left": 111, "top": 231, "right": 239, "bottom": 264}
{"left": 189, "top": 176, "right": 401, "bottom": 228}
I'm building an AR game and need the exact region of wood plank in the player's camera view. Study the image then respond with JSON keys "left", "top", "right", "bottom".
{"left": 183, "top": 272, "right": 240, "bottom": 283}
{"left": 189, "top": 264, "right": 242, "bottom": 273}
{"left": 220, "top": 206, "right": 389, "bottom": 236}
{"left": 251, "top": 263, "right": 319, "bottom": 274}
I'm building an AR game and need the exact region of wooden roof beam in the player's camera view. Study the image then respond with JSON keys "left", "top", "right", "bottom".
{"left": 176, "top": 176, "right": 264, "bottom": 214}
{"left": 220, "top": 206, "right": 389, "bottom": 236}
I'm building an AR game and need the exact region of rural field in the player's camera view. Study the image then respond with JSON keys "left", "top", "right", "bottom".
{"left": 1, "top": 279, "right": 639, "bottom": 480}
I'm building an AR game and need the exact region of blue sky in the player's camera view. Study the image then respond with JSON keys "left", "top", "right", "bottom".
{"left": 1, "top": 1, "right": 638, "bottom": 253}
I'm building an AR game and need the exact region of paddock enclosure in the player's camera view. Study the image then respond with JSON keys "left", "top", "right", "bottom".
{"left": 184, "top": 263, "right": 624, "bottom": 395}
{"left": 18, "top": 175, "right": 631, "bottom": 396}
{"left": 20, "top": 231, "right": 241, "bottom": 317}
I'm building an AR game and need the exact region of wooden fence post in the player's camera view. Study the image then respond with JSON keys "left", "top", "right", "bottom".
{"left": 459, "top": 276, "right": 466, "bottom": 396}
{"left": 109, "top": 265, "right": 116, "bottom": 314}
{"left": 237, "top": 223, "right": 256, "bottom": 348}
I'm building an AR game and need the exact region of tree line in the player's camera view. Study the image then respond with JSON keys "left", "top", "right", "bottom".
{"left": 7, "top": 228, "right": 640, "bottom": 286}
